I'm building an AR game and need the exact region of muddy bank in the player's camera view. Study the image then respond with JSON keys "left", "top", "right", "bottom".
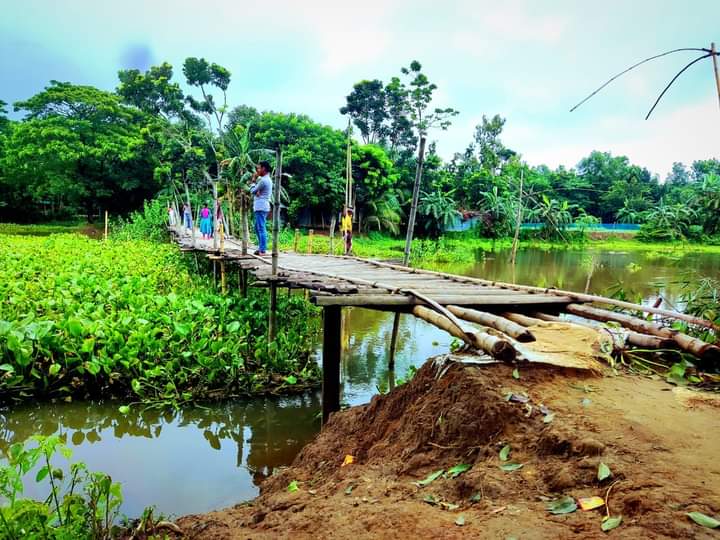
{"left": 177, "top": 359, "right": 720, "bottom": 539}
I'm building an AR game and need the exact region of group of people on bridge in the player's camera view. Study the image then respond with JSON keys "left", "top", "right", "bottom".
{"left": 168, "top": 161, "right": 354, "bottom": 256}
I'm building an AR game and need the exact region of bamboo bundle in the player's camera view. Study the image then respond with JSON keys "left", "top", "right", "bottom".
{"left": 565, "top": 304, "right": 720, "bottom": 361}
{"left": 447, "top": 305, "right": 536, "bottom": 342}
{"left": 530, "top": 312, "right": 674, "bottom": 350}
{"left": 328, "top": 254, "right": 719, "bottom": 331}
{"left": 412, "top": 306, "right": 516, "bottom": 361}
{"left": 501, "top": 312, "right": 546, "bottom": 327}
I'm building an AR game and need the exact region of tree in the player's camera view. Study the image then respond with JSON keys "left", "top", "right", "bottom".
{"left": 340, "top": 80, "right": 387, "bottom": 144}
{"left": 667, "top": 162, "right": 690, "bottom": 185}
{"left": 117, "top": 62, "right": 185, "bottom": 119}
{"left": 418, "top": 187, "right": 459, "bottom": 238}
{"left": 401, "top": 61, "right": 458, "bottom": 138}
{"left": 2, "top": 82, "right": 156, "bottom": 220}
{"left": 474, "top": 114, "right": 510, "bottom": 174}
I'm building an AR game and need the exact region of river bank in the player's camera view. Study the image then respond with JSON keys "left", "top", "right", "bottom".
{"left": 176, "top": 358, "right": 720, "bottom": 539}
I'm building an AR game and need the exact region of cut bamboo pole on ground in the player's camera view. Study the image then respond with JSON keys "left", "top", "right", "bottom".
{"left": 412, "top": 305, "right": 516, "bottom": 361}
{"left": 530, "top": 312, "right": 675, "bottom": 350}
{"left": 565, "top": 304, "right": 720, "bottom": 361}
{"left": 448, "top": 305, "right": 536, "bottom": 342}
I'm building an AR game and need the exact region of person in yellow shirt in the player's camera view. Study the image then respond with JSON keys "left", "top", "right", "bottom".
{"left": 341, "top": 207, "right": 353, "bottom": 255}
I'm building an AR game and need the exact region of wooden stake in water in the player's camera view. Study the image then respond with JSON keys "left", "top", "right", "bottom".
{"left": 104, "top": 210, "right": 108, "bottom": 241}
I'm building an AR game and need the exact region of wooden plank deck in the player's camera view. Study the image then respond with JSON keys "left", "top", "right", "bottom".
{"left": 173, "top": 231, "right": 580, "bottom": 313}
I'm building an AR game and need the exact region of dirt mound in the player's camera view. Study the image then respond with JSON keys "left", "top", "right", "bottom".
{"left": 178, "top": 360, "right": 720, "bottom": 539}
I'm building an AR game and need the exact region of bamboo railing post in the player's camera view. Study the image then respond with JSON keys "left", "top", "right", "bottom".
{"left": 308, "top": 229, "right": 314, "bottom": 254}
{"left": 240, "top": 193, "right": 249, "bottom": 255}
{"left": 712, "top": 43, "right": 720, "bottom": 109}
{"left": 212, "top": 182, "right": 219, "bottom": 250}
{"left": 329, "top": 215, "right": 336, "bottom": 255}
{"left": 293, "top": 228, "right": 300, "bottom": 252}
{"left": 403, "top": 136, "right": 427, "bottom": 267}
{"left": 269, "top": 147, "right": 283, "bottom": 342}
{"left": 510, "top": 170, "right": 523, "bottom": 265}
{"left": 104, "top": 210, "right": 108, "bottom": 241}
{"left": 219, "top": 221, "right": 225, "bottom": 253}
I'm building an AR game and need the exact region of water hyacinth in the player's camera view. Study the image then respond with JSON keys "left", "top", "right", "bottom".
{"left": 0, "top": 234, "right": 320, "bottom": 405}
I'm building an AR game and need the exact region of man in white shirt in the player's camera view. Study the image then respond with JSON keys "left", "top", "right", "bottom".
{"left": 249, "top": 161, "right": 273, "bottom": 255}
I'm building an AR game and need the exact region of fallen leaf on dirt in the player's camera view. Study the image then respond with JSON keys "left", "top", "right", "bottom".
{"left": 512, "top": 368, "right": 520, "bottom": 379}
{"left": 581, "top": 398, "right": 592, "bottom": 407}
{"left": 423, "top": 494, "right": 438, "bottom": 506}
{"left": 414, "top": 469, "right": 444, "bottom": 487}
{"left": 287, "top": 481, "right": 299, "bottom": 493}
{"left": 455, "top": 515, "right": 465, "bottom": 526}
{"left": 500, "top": 463, "right": 523, "bottom": 472}
{"left": 546, "top": 496, "right": 578, "bottom": 515}
{"left": 499, "top": 444, "right": 511, "bottom": 461}
{"left": 543, "top": 413, "right": 556, "bottom": 423}
{"left": 308, "top": 489, "right": 317, "bottom": 495}
{"left": 578, "top": 496, "right": 605, "bottom": 511}
{"left": 446, "top": 463, "right": 471, "bottom": 478}
{"left": 601, "top": 516, "right": 622, "bottom": 532}
{"left": 598, "top": 462, "right": 612, "bottom": 482}
{"left": 507, "top": 393, "right": 530, "bottom": 403}
{"left": 687, "top": 511, "right": 720, "bottom": 529}
{"left": 341, "top": 454, "right": 354, "bottom": 467}
{"left": 470, "top": 492, "right": 482, "bottom": 503}
{"left": 441, "top": 502, "right": 460, "bottom": 511}
{"left": 344, "top": 484, "right": 355, "bottom": 495}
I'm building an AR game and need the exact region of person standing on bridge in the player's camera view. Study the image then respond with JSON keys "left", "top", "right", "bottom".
{"left": 341, "top": 207, "right": 353, "bottom": 255}
{"left": 250, "top": 161, "right": 273, "bottom": 256}
{"left": 200, "top": 203, "right": 213, "bottom": 240}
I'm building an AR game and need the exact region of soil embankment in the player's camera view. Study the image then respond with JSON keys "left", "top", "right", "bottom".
{"left": 177, "top": 359, "right": 720, "bottom": 539}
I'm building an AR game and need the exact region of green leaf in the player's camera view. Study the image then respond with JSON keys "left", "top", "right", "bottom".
{"left": 499, "top": 444, "right": 511, "bottom": 461}
{"left": 546, "top": 496, "right": 577, "bottom": 515}
{"left": 422, "top": 494, "right": 438, "bottom": 506}
{"left": 687, "top": 511, "right": 720, "bottom": 529}
{"left": 35, "top": 466, "right": 49, "bottom": 483}
{"left": 455, "top": 515, "right": 465, "bottom": 526}
{"left": 0, "top": 364, "right": 14, "bottom": 373}
{"left": 344, "top": 484, "right": 355, "bottom": 495}
{"left": 48, "top": 363, "right": 61, "bottom": 376}
{"left": 284, "top": 375, "right": 298, "bottom": 385}
{"left": 227, "top": 321, "right": 240, "bottom": 333}
{"left": 118, "top": 405, "right": 130, "bottom": 415}
{"left": 287, "top": 480, "right": 299, "bottom": 493}
{"left": 414, "top": 469, "right": 445, "bottom": 487}
{"left": 512, "top": 368, "right": 520, "bottom": 379}
{"left": 446, "top": 463, "right": 471, "bottom": 478}
{"left": 598, "top": 462, "right": 612, "bottom": 482}
{"left": 543, "top": 412, "right": 555, "bottom": 423}
{"left": 601, "top": 516, "right": 622, "bottom": 532}
{"left": 500, "top": 463, "right": 523, "bottom": 472}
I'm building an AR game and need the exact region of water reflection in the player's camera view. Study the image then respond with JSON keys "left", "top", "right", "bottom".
{"left": 0, "top": 394, "right": 320, "bottom": 517}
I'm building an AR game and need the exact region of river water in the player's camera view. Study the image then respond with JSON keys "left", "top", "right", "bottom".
{"left": 2, "top": 246, "right": 718, "bottom": 518}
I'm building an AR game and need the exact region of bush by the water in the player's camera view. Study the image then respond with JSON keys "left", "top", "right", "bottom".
{"left": 0, "top": 234, "right": 320, "bottom": 405}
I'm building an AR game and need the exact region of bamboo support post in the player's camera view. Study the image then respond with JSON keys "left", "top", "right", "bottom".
{"left": 268, "top": 147, "right": 282, "bottom": 342}
{"left": 241, "top": 269, "right": 248, "bottom": 297}
{"left": 329, "top": 216, "right": 336, "bottom": 255}
{"left": 104, "top": 210, "right": 108, "bottom": 241}
{"left": 412, "top": 305, "right": 516, "bottom": 361}
{"left": 448, "top": 305, "right": 535, "bottom": 342}
{"left": 212, "top": 260, "right": 217, "bottom": 288}
{"left": 269, "top": 282, "right": 278, "bottom": 341}
{"left": 712, "top": 43, "right": 720, "bottom": 109}
{"left": 308, "top": 229, "right": 314, "bottom": 254}
{"left": 322, "top": 306, "right": 342, "bottom": 423}
{"left": 388, "top": 312, "right": 401, "bottom": 371}
{"left": 565, "top": 304, "right": 720, "bottom": 361}
{"left": 220, "top": 261, "right": 226, "bottom": 294}
{"left": 293, "top": 229, "right": 300, "bottom": 252}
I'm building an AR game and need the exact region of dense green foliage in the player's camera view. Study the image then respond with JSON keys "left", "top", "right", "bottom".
{"left": 0, "top": 234, "right": 320, "bottom": 405}
{"left": 0, "top": 436, "right": 124, "bottom": 539}
{"left": 1, "top": 58, "right": 718, "bottom": 244}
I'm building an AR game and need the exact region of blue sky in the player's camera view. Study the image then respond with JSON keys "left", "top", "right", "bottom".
{"left": 2, "top": 0, "right": 719, "bottom": 178}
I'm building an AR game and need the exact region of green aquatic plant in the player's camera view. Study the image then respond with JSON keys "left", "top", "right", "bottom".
{"left": 0, "top": 234, "right": 320, "bottom": 405}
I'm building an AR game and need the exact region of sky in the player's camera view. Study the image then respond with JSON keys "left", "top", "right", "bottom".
{"left": 2, "top": 0, "right": 719, "bottom": 179}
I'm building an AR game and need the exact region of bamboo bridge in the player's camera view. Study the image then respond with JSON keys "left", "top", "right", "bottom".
{"left": 170, "top": 228, "right": 720, "bottom": 421}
